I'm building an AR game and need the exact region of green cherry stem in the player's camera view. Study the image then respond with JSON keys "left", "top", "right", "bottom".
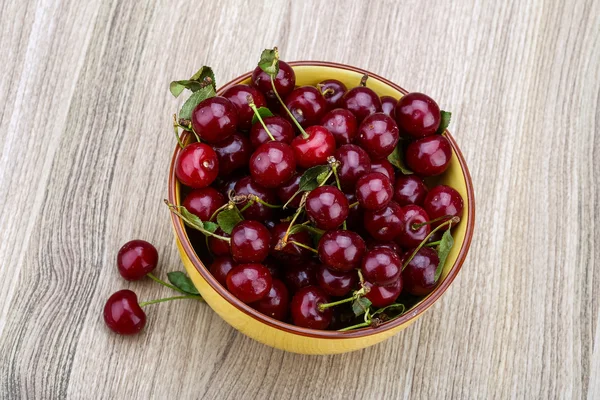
{"left": 424, "top": 240, "right": 441, "bottom": 248}
{"left": 249, "top": 194, "right": 282, "bottom": 208}
{"left": 411, "top": 214, "right": 454, "bottom": 230}
{"left": 209, "top": 202, "right": 235, "bottom": 222}
{"left": 139, "top": 295, "right": 201, "bottom": 307}
{"left": 319, "top": 170, "right": 334, "bottom": 187}
{"left": 270, "top": 75, "right": 309, "bottom": 139}
{"left": 318, "top": 296, "right": 355, "bottom": 311}
{"left": 165, "top": 200, "right": 231, "bottom": 242}
{"left": 402, "top": 217, "right": 460, "bottom": 271}
{"left": 248, "top": 97, "right": 275, "bottom": 141}
{"left": 349, "top": 201, "right": 359, "bottom": 208}
{"left": 278, "top": 194, "right": 308, "bottom": 249}
{"left": 147, "top": 273, "right": 187, "bottom": 295}
{"left": 338, "top": 321, "right": 371, "bottom": 332}
{"left": 172, "top": 114, "right": 185, "bottom": 149}
{"left": 288, "top": 240, "right": 318, "bottom": 254}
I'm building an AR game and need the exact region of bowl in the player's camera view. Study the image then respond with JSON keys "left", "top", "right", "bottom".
{"left": 168, "top": 61, "right": 475, "bottom": 355}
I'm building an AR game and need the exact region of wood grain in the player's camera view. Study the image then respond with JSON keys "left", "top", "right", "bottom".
{"left": 0, "top": 0, "right": 598, "bottom": 398}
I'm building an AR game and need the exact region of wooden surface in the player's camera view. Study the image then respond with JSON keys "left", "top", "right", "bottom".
{"left": 0, "top": 0, "right": 598, "bottom": 398}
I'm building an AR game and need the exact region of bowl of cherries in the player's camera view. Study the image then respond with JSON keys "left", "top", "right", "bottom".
{"left": 166, "top": 48, "right": 474, "bottom": 354}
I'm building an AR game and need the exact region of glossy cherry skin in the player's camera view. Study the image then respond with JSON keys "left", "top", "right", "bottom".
{"left": 116, "top": 240, "right": 158, "bottom": 281}
{"left": 316, "top": 265, "right": 357, "bottom": 297}
{"left": 364, "top": 201, "right": 405, "bottom": 241}
{"left": 191, "top": 96, "right": 239, "bottom": 143}
{"left": 249, "top": 141, "right": 296, "bottom": 188}
{"left": 405, "top": 135, "right": 452, "bottom": 176}
{"left": 318, "top": 230, "right": 366, "bottom": 272}
{"left": 210, "top": 256, "right": 236, "bottom": 286}
{"left": 291, "top": 126, "right": 336, "bottom": 169}
{"left": 305, "top": 186, "right": 349, "bottom": 230}
{"left": 252, "top": 60, "right": 296, "bottom": 100}
{"left": 342, "top": 86, "right": 382, "bottom": 122}
{"left": 208, "top": 228, "right": 230, "bottom": 256}
{"left": 226, "top": 263, "right": 272, "bottom": 303}
{"left": 251, "top": 279, "right": 289, "bottom": 321}
{"left": 269, "top": 222, "right": 313, "bottom": 261}
{"left": 402, "top": 247, "right": 439, "bottom": 295}
{"left": 364, "top": 278, "right": 403, "bottom": 308}
{"left": 222, "top": 84, "right": 267, "bottom": 130}
{"left": 366, "top": 238, "right": 402, "bottom": 254}
{"left": 276, "top": 173, "right": 302, "bottom": 208}
{"left": 230, "top": 220, "right": 271, "bottom": 263}
{"left": 175, "top": 143, "right": 219, "bottom": 188}
{"left": 396, "top": 205, "right": 431, "bottom": 248}
{"left": 103, "top": 290, "right": 146, "bottom": 335}
{"left": 183, "top": 187, "right": 226, "bottom": 221}
{"left": 335, "top": 144, "right": 371, "bottom": 189}
{"left": 394, "top": 92, "right": 440, "bottom": 138}
{"left": 249, "top": 115, "right": 294, "bottom": 148}
{"left": 284, "top": 261, "right": 318, "bottom": 292}
{"left": 423, "top": 185, "right": 464, "bottom": 227}
{"left": 357, "top": 113, "right": 400, "bottom": 159}
{"left": 355, "top": 172, "right": 393, "bottom": 210}
{"left": 212, "top": 133, "right": 252, "bottom": 176}
{"left": 234, "top": 176, "right": 278, "bottom": 220}
{"left": 320, "top": 108, "right": 358, "bottom": 146}
{"left": 317, "top": 79, "right": 347, "bottom": 109}
{"left": 380, "top": 96, "right": 398, "bottom": 117}
{"left": 284, "top": 86, "right": 328, "bottom": 128}
{"left": 370, "top": 159, "right": 395, "bottom": 180}
{"left": 361, "top": 248, "right": 401, "bottom": 285}
{"left": 394, "top": 175, "right": 428, "bottom": 206}
{"left": 214, "top": 172, "right": 244, "bottom": 195}
{"left": 290, "top": 286, "right": 332, "bottom": 329}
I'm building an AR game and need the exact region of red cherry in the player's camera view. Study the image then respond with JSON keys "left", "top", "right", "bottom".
{"left": 361, "top": 248, "right": 401, "bottom": 286}
{"left": 212, "top": 133, "right": 252, "bottom": 176}
{"left": 366, "top": 238, "right": 402, "bottom": 254}
{"left": 284, "top": 261, "right": 319, "bottom": 292}
{"left": 423, "top": 185, "right": 464, "bottom": 227}
{"left": 182, "top": 187, "right": 225, "bottom": 221}
{"left": 364, "top": 279, "right": 403, "bottom": 308}
{"left": 175, "top": 143, "right": 219, "bottom": 188}
{"left": 251, "top": 279, "right": 289, "bottom": 321}
{"left": 317, "top": 230, "right": 365, "bottom": 272}
{"left": 233, "top": 176, "right": 278, "bottom": 220}
{"left": 116, "top": 240, "right": 158, "bottom": 281}
{"left": 249, "top": 141, "right": 296, "bottom": 188}
{"left": 317, "top": 79, "right": 347, "bottom": 109}
{"left": 335, "top": 144, "right": 372, "bottom": 189}
{"left": 276, "top": 173, "right": 302, "bottom": 208}
{"left": 355, "top": 172, "right": 393, "bottom": 210}
{"left": 263, "top": 257, "right": 282, "bottom": 279}
{"left": 342, "top": 86, "right": 382, "bottom": 122}
{"left": 210, "top": 256, "right": 236, "bottom": 286}
{"left": 364, "top": 201, "right": 404, "bottom": 241}
{"left": 222, "top": 84, "right": 267, "bottom": 130}
{"left": 401, "top": 247, "right": 439, "bottom": 295}
{"left": 370, "top": 159, "right": 395, "bottom": 180}
{"left": 344, "top": 190, "right": 364, "bottom": 231}
{"left": 305, "top": 186, "right": 349, "bottom": 230}
{"left": 396, "top": 205, "right": 431, "bottom": 248}
{"left": 320, "top": 108, "right": 358, "bottom": 146}
{"left": 394, "top": 92, "right": 440, "bottom": 138}
{"left": 252, "top": 60, "right": 296, "bottom": 100}
{"left": 290, "top": 286, "right": 332, "bottom": 329}
{"left": 249, "top": 116, "right": 294, "bottom": 148}
{"left": 316, "top": 265, "right": 358, "bottom": 297}
{"left": 208, "top": 228, "right": 230, "bottom": 256}
{"left": 230, "top": 221, "right": 271, "bottom": 263}
{"left": 405, "top": 135, "right": 452, "bottom": 176}
{"left": 291, "top": 126, "right": 336, "bottom": 169}
{"left": 191, "top": 96, "right": 238, "bottom": 143}
{"left": 226, "top": 263, "right": 272, "bottom": 303}
{"left": 393, "top": 175, "right": 428, "bottom": 206}
{"left": 357, "top": 113, "right": 400, "bottom": 159}
{"left": 380, "top": 96, "right": 398, "bottom": 117}
{"left": 284, "top": 86, "right": 328, "bottom": 128}
{"left": 103, "top": 290, "right": 146, "bottom": 335}
{"left": 269, "top": 222, "right": 313, "bottom": 261}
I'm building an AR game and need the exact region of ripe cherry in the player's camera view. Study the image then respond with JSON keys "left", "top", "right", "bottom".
{"left": 318, "top": 230, "right": 366, "bottom": 271}
{"left": 183, "top": 187, "right": 225, "bottom": 221}
{"left": 366, "top": 238, "right": 402, "bottom": 254}
{"left": 305, "top": 186, "right": 349, "bottom": 230}
{"left": 423, "top": 185, "right": 464, "bottom": 227}
{"left": 364, "top": 201, "right": 404, "bottom": 241}
{"left": 361, "top": 248, "right": 401, "bottom": 285}
{"left": 320, "top": 108, "right": 358, "bottom": 146}
{"left": 276, "top": 173, "right": 302, "bottom": 208}
{"left": 344, "top": 190, "right": 363, "bottom": 230}
{"left": 405, "top": 135, "right": 452, "bottom": 176}
{"left": 117, "top": 240, "right": 158, "bottom": 281}
{"left": 290, "top": 286, "right": 332, "bottom": 329}
{"left": 208, "top": 228, "right": 230, "bottom": 256}
{"left": 249, "top": 115, "right": 294, "bottom": 148}
{"left": 252, "top": 60, "right": 296, "bottom": 100}
{"left": 249, "top": 141, "right": 296, "bottom": 188}
{"left": 214, "top": 172, "right": 244, "bottom": 195}
{"left": 364, "top": 279, "right": 403, "bottom": 308}
{"left": 335, "top": 144, "right": 371, "bottom": 189}
{"left": 342, "top": 85, "right": 382, "bottom": 122}
{"left": 263, "top": 257, "right": 282, "bottom": 279}
{"left": 393, "top": 175, "right": 428, "bottom": 206}
{"left": 212, "top": 133, "right": 252, "bottom": 176}
{"left": 222, "top": 84, "right": 267, "bottom": 130}
{"left": 175, "top": 143, "right": 219, "bottom": 188}
{"left": 284, "top": 86, "right": 327, "bottom": 128}
{"left": 355, "top": 172, "right": 393, "bottom": 210}
{"left": 317, "top": 79, "right": 347, "bottom": 109}
{"left": 357, "top": 113, "right": 400, "bottom": 159}
{"left": 396, "top": 205, "right": 431, "bottom": 248}
{"left": 395, "top": 92, "right": 440, "bottom": 138}
{"left": 380, "top": 96, "right": 398, "bottom": 117}
{"left": 291, "top": 126, "right": 336, "bottom": 169}
{"left": 284, "top": 261, "right": 318, "bottom": 292}
{"left": 103, "top": 290, "right": 146, "bottom": 335}
{"left": 230, "top": 220, "right": 271, "bottom": 263}
{"left": 251, "top": 279, "right": 289, "bottom": 321}
{"left": 191, "top": 96, "right": 238, "bottom": 143}
{"left": 370, "top": 159, "right": 395, "bottom": 180}
{"left": 234, "top": 176, "right": 278, "bottom": 220}
{"left": 210, "top": 256, "right": 236, "bottom": 286}
{"left": 402, "top": 247, "right": 439, "bottom": 295}
{"left": 226, "top": 263, "right": 272, "bottom": 303}
{"left": 269, "top": 222, "right": 313, "bottom": 261}
{"left": 316, "top": 265, "right": 358, "bottom": 297}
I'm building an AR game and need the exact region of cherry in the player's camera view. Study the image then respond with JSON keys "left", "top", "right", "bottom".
{"left": 191, "top": 96, "right": 238, "bottom": 143}
{"left": 222, "top": 84, "right": 267, "bottom": 130}
{"left": 290, "top": 286, "right": 332, "bottom": 329}
{"left": 249, "top": 141, "right": 296, "bottom": 188}
{"left": 344, "top": 191, "right": 363, "bottom": 230}
{"left": 320, "top": 108, "right": 358, "bottom": 146}
{"left": 284, "top": 261, "right": 318, "bottom": 292}
{"left": 405, "top": 135, "right": 452, "bottom": 176}
{"left": 402, "top": 247, "right": 439, "bottom": 295}
{"left": 212, "top": 133, "right": 252, "bottom": 176}
{"left": 251, "top": 279, "right": 289, "bottom": 321}
{"left": 269, "top": 222, "right": 313, "bottom": 260}
{"left": 370, "top": 159, "right": 395, "bottom": 180}
{"left": 116, "top": 240, "right": 159, "bottom": 281}
{"left": 361, "top": 248, "right": 401, "bottom": 285}
{"left": 357, "top": 113, "right": 400, "bottom": 159}
{"left": 234, "top": 176, "right": 278, "bottom": 220}
{"left": 252, "top": 60, "right": 296, "bottom": 100}
{"left": 355, "top": 172, "right": 393, "bottom": 210}
{"left": 276, "top": 173, "right": 302, "bottom": 208}
{"left": 263, "top": 257, "right": 282, "bottom": 279}
{"left": 394, "top": 92, "right": 440, "bottom": 138}
{"left": 284, "top": 86, "right": 328, "bottom": 128}
{"left": 316, "top": 265, "right": 357, "bottom": 297}
{"left": 342, "top": 86, "right": 382, "bottom": 122}
{"left": 175, "top": 142, "right": 219, "bottom": 188}
{"left": 393, "top": 175, "right": 428, "bottom": 206}
{"left": 335, "top": 144, "right": 371, "bottom": 189}
{"left": 249, "top": 115, "right": 294, "bottom": 148}
{"left": 305, "top": 186, "right": 349, "bottom": 230}
{"left": 396, "top": 205, "right": 431, "bottom": 248}
{"left": 423, "top": 185, "right": 464, "bottom": 227}
{"left": 210, "top": 255, "right": 236, "bottom": 286}
{"left": 291, "top": 126, "right": 336, "bottom": 169}
{"left": 380, "top": 96, "right": 398, "bottom": 117}
{"left": 364, "top": 278, "right": 403, "bottom": 308}
{"left": 183, "top": 187, "right": 226, "bottom": 221}
{"left": 317, "top": 230, "right": 366, "bottom": 272}
{"left": 103, "top": 290, "right": 146, "bottom": 335}
{"left": 208, "top": 228, "right": 230, "bottom": 256}
{"left": 214, "top": 172, "right": 244, "bottom": 195}
{"left": 317, "top": 79, "right": 347, "bottom": 109}
{"left": 364, "top": 201, "right": 404, "bottom": 241}
{"left": 230, "top": 220, "right": 271, "bottom": 263}
{"left": 366, "top": 238, "right": 402, "bottom": 254}
{"left": 226, "top": 263, "right": 272, "bottom": 303}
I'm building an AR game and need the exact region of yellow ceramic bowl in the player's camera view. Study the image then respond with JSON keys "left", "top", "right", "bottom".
{"left": 168, "top": 62, "right": 475, "bottom": 355}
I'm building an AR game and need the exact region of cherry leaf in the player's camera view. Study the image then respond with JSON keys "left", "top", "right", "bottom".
{"left": 436, "top": 110, "right": 452, "bottom": 135}
{"left": 352, "top": 297, "right": 372, "bottom": 317}
{"left": 298, "top": 165, "right": 331, "bottom": 192}
{"left": 179, "top": 86, "right": 216, "bottom": 120}
{"left": 387, "top": 144, "right": 413, "bottom": 175}
{"left": 258, "top": 48, "right": 279, "bottom": 77}
{"left": 251, "top": 107, "right": 274, "bottom": 125}
{"left": 203, "top": 221, "right": 218, "bottom": 233}
{"left": 434, "top": 228, "right": 454, "bottom": 281}
{"left": 170, "top": 66, "right": 216, "bottom": 97}
{"left": 167, "top": 271, "right": 199, "bottom": 295}
{"left": 372, "top": 303, "right": 405, "bottom": 318}
{"left": 216, "top": 207, "right": 243, "bottom": 234}
{"left": 179, "top": 206, "right": 206, "bottom": 231}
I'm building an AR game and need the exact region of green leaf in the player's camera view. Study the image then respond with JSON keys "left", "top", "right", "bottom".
{"left": 372, "top": 303, "right": 405, "bottom": 317}
{"left": 216, "top": 207, "right": 243, "bottom": 234}
{"left": 167, "top": 271, "right": 199, "bottom": 295}
{"left": 298, "top": 165, "right": 331, "bottom": 192}
{"left": 258, "top": 48, "right": 279, "bottom": 77}
{"left": 179, "top": 205, "right": 218, "bottom": 233}
{"left": 170, "top": 66, "right": 216, "bottom": 97}
{"left": 352, "top": 297, "right": 372, "bottom": 317}
{"left": 434, "top": 228, "right": 454, "bottom": 281}
{"left": 179, "top": 86, "right": 216, "bottom": 120}
{"left": 251, "top": 107, "right": 274, "bottom": 125}
{"left": 203, "top": 221, "right": 218, "bottom": 233}
{"left": 436, "top": 110, "right": 452, "bottom": 135}
{"left": 387, "top": 144, "right": 413, "bottom": 175}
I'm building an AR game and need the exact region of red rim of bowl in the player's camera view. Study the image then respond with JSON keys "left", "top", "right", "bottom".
{"left": 168, "top": 61, "right": 476, "bottom": 339}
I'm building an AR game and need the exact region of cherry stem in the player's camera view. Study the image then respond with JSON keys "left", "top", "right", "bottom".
{"left": 360, "top": 74, "right": 369, "bottom": 87}
{"left": 249, "top": 194, "right": 282, "bottom": 209}
{"left": 319, "top": 170, "right": 334, "bottom": 187}
{"left": 328, "top": 156, "right": 342, "bottom": 191}
{"left": 172, "top": 114, "right": 185, "bottom": 149}
{"left": 239, "top": 199, "right": 254, "bottom": 213}
{"left": 318, "top": 296, "right": 355, "bottom": 311}
{"left": 210, "top": 202, "right": 235, "bottom": 222}
{"left": 349, "top": 201, "right": 359, "bottom": 208}
{"left": 288, "top": 240, "right": 318, "bottom": 254}
{"left": 270, "top": 75, "right": 308, "bottom": 138}
{"left": 411, "top": 215, "right": 454, "bottom": 230}
{"left": 402, "top": 217, "right": 460, "bottom": 271}
{"left": 139, "top": 295, "right": 200, "bottom": 307}
{"left": 165, "top": 201, "right": 231, "bottom": 242}
{"left": 147, "top": 273, "right": 187, "bottom": 295}
{"left": 338, "top": 321, "right": 371, "bottom": 332}
{"left": 298, "top": 221, "right": 325, "bottom": 235}
{"left": 425, "top": 240, "right": 441, "bottom": 248}
{"left": 320, "top": 87, "right": 335, "bottom": 97}
{"left": 281, "top": 194, "right": 307, "bottom": 244}
{"left": 248, "top": 98, "right": 275, "bottom": 141}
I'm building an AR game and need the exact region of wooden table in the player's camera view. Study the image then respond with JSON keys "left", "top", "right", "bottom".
{"left": 1, "top": 0, "right": 598, "bottom": 398}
